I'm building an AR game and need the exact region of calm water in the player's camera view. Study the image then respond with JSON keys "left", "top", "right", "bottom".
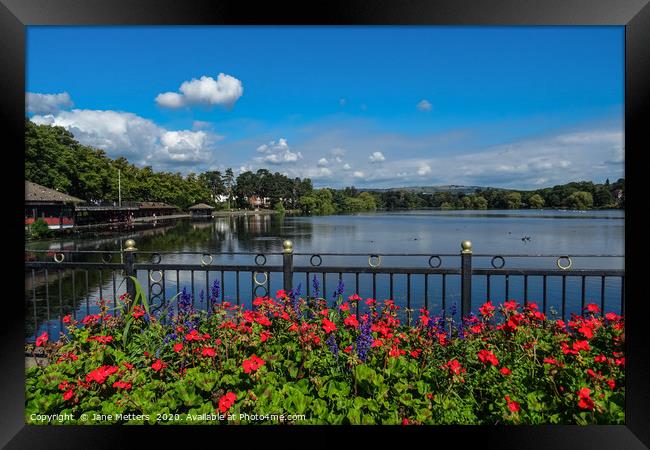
{"left": 25, "top": 209, "right": 624, "bottom": 341}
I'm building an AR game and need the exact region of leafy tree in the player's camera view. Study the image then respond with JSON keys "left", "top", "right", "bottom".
{"left": 505, "top": 192, "right": 522, "bottom": 209}
{"left": 566, "top": 191, "right": 593, "bottom": 210}
{"left": 528, "top": 194, "right": 545, "bottom": 209}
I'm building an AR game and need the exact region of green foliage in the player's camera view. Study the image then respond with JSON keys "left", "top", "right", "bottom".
{"left": 566, "top": 191, "right": 594, "bottom": 210}
{"left": 528, "top": 194, "right": 545, "bottom": 209}
{"left": 26, "top": 279, "right": 625, "bottom": 425}
{"left": 29, "top": 218, "right": 50, "bottom": 239}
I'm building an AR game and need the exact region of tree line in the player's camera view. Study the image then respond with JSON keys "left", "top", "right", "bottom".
{"left": 25, "top": 120, "right": 623, "bottom": 214}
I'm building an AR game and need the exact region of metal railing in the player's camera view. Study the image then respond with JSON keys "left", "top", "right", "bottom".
{"left": 24, "top": 239, "right": 625, "bottom": 341}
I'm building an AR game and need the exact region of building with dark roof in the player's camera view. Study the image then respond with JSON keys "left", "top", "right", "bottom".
{"left": 25, "top": 180, "right": 84, "bottom": 229}
{"left": 188, "top": 203, "right": 214, "bottom": 218}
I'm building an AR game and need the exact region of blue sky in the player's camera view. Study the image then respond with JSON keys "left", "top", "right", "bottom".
{"left": 26, "top": 26, "right": 624, "bottom": 189}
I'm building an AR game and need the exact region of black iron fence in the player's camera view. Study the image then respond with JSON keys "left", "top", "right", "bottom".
{"left": 24, "top": 239, "right": 625, "bottom": 341}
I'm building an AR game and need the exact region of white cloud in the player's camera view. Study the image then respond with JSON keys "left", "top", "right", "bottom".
{"left": 26, "top": 92, "right": 73, "bottom": 114}
{"left": 369, "top": 151, "right": 386, "bottom": 163}
{"left": 342, "top": 163, "right": 352, "bottom": 171}
{"left": 30, "top": 109, "right": 218, "bottom": 168}
{"left": 156, "top": 73, "right": 243, "bottom": 109}
{"left": 253, "top": 138, "right": 302, "bottom": 165}
{"left": 417, "top": 99, "right": 432, "bottom": 112}
{"left": 353, "top": 171, "right": 365, "bottom": 178}
{"left": 417, "top": 163, "right": 431, "bottom": 176}
{"left": 317, "top": 158, "right": 329, "bottom": 167}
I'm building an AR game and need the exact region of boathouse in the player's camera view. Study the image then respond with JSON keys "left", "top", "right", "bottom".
{"left": 188, "top": 203, "right": 214, "bottom": 218}
{"left": 25, "top": 180, "right": 84, "bottom": 229}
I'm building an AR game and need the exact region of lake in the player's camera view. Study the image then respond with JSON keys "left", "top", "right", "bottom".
{"left": 25, "top": 209, "right": 624, "bottom": 341}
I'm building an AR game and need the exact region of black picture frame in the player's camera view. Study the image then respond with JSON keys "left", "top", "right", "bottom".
{"left": 2, "top": 0, "right": 648, "bottom": 447}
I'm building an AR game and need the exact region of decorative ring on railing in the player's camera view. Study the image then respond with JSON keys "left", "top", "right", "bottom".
{"left": 253, "top": 284, "right": 269, "bottom": 298}
{"left": 150, "top": 282, "right": 163, "bottom": 297}
{"left": 310, "top": 254, "right": 323, "bottom": 267}
{"left": 101, "top": 253, "right": 113, "bottom": 263}
{"left": 151, "top": 253, "right": 162, "bottom": 264}
{"left": 53, "top": 253, "right": 65, "bottom": 263}
{"left": 491, "top": 256, "right": 506, "bottom": 269}
{"left": 557, "top": 256, "right": 573, "bottom": 270}
{"left": 201, "top": 254, "right": 213, "bottom": 266}
{"left": 149, "top": 270, "right": 163, "bottom": 283}
{"left": 368, "top": 254, "right": 381, "bottom": 268}
{"left": 428, "top": 255, "right": 442, "bottom": 268}
{"left": 253, "top": 271, "right": 268, "bottom": 286}
{"left": 255, "top": 254, "right": 267, "bottom": 266}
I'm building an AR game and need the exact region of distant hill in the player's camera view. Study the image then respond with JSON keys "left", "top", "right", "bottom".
{"left": 365, "top": 185, "right": 490, "bottom": 194}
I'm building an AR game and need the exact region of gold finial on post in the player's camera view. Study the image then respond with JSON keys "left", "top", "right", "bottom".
{"left": 124, "top": 239, "right": 137, "bottom": 251}
{"left": 283, "top": 239, "right": 293, "bottom": 254}
{"left": 460, "top": 240, "right": 472, "bottom": 254}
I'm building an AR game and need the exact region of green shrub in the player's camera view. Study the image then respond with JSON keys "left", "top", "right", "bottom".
{"left": 25, "top": 282, "right": 625, "bottom": 425}
{"left": 29, "top": 218, "right": 50, "bottom": 239}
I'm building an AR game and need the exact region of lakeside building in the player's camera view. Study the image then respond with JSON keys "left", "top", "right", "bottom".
{"left": 25, "top": 180, "right": 84, "bottom": 229}
{"left": 188, "top": 203, "right": 214, "bottom": 219}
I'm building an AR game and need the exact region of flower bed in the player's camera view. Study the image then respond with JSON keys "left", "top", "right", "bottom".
{"left": 25, "top": 281, "right": 625, "bottom": 425}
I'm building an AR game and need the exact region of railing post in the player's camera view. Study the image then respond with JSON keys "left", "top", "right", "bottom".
{"left": 460, "top": 240, "right": 472, "bottom": 318}
{"left": 283, "top": 239, "right": 294, "bottom": 292}
{"left": 124, "top": 239, "right": 137, "bottom": 300}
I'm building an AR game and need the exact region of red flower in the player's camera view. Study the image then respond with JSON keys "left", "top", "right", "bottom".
{"left": 343, "top": 345, "right": 353, "bottom": 353}
{"left": 35, "top": 332, "right": 48, "bottom": 347}
{"left": 444, "top": 359, "right": 466, "bottom": 375}
{"left": 343, "top": 315, "right": 359, "bottom": 328}
{"left": 585, "top": 303, "right": 600, "bottom": 314}
{"left": 62, "top": 389, "right": 74, "bottom": 401}
{"left": 577, "top": 387, "right": 595, "bottom": 410}
{"left": 606, "top": 379, "right": 616, "bottom": 390}
{"left": 321, "top": 318, "right": 337, "bottom": 334}
{"left": 500, "top": 367, "right": 512, "bottom": 376}
{"left": 62, "top": 315, "right": 72, "bottom": 324}
{"left": 260, "top": 331, "right": 271, "bottom": 342}
{"left": 151, "top": 359, "right": 165, "bottom": 372}
{"left": 577, "top": 326, "right": 594, "bottom": 339}
{"left": 288, "top": 323, "right": 299, "bottom": 332}
{"left": 132, "top": 306, "right": 145, "bottom": 319}
{"left": 479, "top": 300, "right": 495, "bottom": 318}
{"left": 573, "top": 340, "right": 591, "bottom": 352}
{"left": 173, "top": 343, "right": 183, "bottom": 352}
{"left": 339, "top": 302, "right": 350, "bottom": 312}
{"left": 275, "top": 289, "right": 287, "bottom": 299}
{"left": 365, "top": 298, "right": 377, "bottom": 307}
{"left": 477, "top": 349, "right": 499, "bottom": 367}
{"left": 594, "top": 354, "right": 606, "bottom": 363}
{"left": 202, "top": 347, "right": 216, "bottom": 357}
{"left": 371, "top": 339, "right": 383, "bottom": 348}
{"left": 242, "top": 355, "right": 265, "bottom": 374}
{"left": 605, "top": 312, "right": 620, "bottom": 321}
{"left": 87, "top": 335, "right": 113, "bottom": 344}
{"left": 113, "top": 380, "right": 132, "bottom": 390}
{"left": 503, "top": 300, "right": 518, "bottom": 311}
{"left": 86, "top": 365, "right": 119, "bottom": 384}
{"left": 504, "top": 395, "right": 520, "bottom": 412}
{"left": 218, "top": 392, "right": 237, "bottom": 414}
{"left": 410, "top": 349, "right": 422, "bottom": 358}
{"left": 348, "top": 294, "right": 362, "bottom": 302}
{"left": 122, "top": 362, "right": 134, "bottom": 370}
{"left": 543, "top": 357, "right": 557, "bottom": 364}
